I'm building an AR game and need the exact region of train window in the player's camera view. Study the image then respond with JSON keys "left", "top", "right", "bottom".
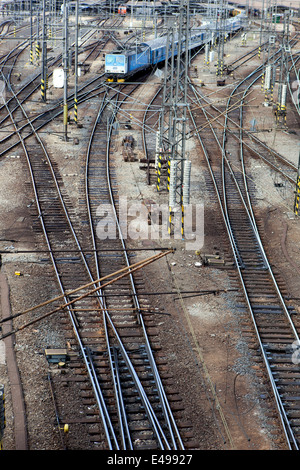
{"left": 106, "top": 55, "right": 115, "bottom": 65}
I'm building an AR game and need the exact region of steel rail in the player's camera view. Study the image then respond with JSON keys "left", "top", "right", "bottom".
{"left": 188, "top": 82, "right": 298, "bottom": 450}
{"left": 84, "top": 89, "right": 154, "bottom": 450}
{"left": 191, "top": 67, "right": 300, "bottom": 447}
{"left": 6, "top": 18, "right": 184, "bottom": 449}
{"left": 190, "top": 84, "right": 298, "bottom": 184}
{"left": 105, "top": 82, "right": 178, "bottom": 446}
{"left": 1, "top": 28, "right": 181, "bottom": 449}
{"left": 224, "top": 58, "right": 300, "bottom": 451}
{"left": 223, "top": 62, "right": 300, "bottom": 344}
{"left": 0, "top": 17, "right": 121, "bottom": 146}
{"left": 2, "top": 57, "right": 182, "bottom": 449}
{"left": 1, "top": 71, "right": 121, "bottom": 450}
{"left": 0, "top": 46, "right": 67, "bottom": 131}
{"left": 84, "top": 89, "right": 132, "bottom": 449}
{"left": 107, "top": 97, "right": 185, "bottom": 451}
{"left": 0, "top": 73, "right": 107, "bottom": 153}
{"left": 188, "top": 44, "right": 300, "bottom": 180}
{"left": 188, "top": 47, "right": 300, "bottom": 449}
{"left": 85, "top": 82, "right": 184, "bottom": 450}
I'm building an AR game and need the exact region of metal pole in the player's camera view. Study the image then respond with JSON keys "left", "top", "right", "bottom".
{"left": 161, "top": 0, "right": 190, "bottom": 236}
{"left": 41, "top": 0, "right": 47, "bottom": 102}
{"left": 63, "top": 0, "right": 68, "bottom": 141}
{"left": 74, "top": 0, "right": 79, "bottom": 125}
{"left": 294, "top": 151, "right": 300, "bottom": 215}
{"left": 258, "top": 0, "right": 265, "bottom": 58}
{"left": 276, "top": 10, "right": 289, "bottom": 125}
{"left": 36, "top": 4, "right": 40, "bottom": 61}
{"left": 30, "top": 0, "right": 33, "bottom": 64}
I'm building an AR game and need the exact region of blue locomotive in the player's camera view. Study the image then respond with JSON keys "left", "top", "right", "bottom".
{"left": 105, "top": 12, "right": 246, "bottom": 81}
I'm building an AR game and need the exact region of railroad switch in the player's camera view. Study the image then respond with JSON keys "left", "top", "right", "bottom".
{"left": 45, "top": 348, "right": 68, "bottom": 365}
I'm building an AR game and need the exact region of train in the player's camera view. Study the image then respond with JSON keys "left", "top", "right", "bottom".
{"left": 105, "top": 11, "right": 247, "bottom": 81}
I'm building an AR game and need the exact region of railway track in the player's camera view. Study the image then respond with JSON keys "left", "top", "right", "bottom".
{"left": 189, "top": 46, "right": 300, "bottom": 186}
{"left": 190, "top": 83, "right": 298, "bottom": 187}
{"left": 188, "top": 47, "right": 300, "bottom": 449}
{"left": 1, "top": 4, "right": 299, "bottom": 451}
{"left": 0, "top": 16, "right": 125, "bottom": 156}
{"left": 77, "top": 81, "right": 191, "bottom": 450}
{"left": 0, "top": 28, "right": 194, "bottom": 447}
{"left": 0, "top": 68, "right": 108, "bottom": 157}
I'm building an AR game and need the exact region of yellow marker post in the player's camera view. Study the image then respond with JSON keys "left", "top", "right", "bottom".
{"left": 294, "top": 153, "right": 300, "bottom": 216}
{"left": 36, "top": 42, "right": 40, "bottom": 60}
{"left": 74, "top": 98, "right": 78, "bottom": 124}
{"left": 63, "top": 104, "right": 68, "bottom": 141}
{"left": 294, "top": 178, "right": 300, "bottom": 216}
{"left": 156, "top": 153, "right": 162, "bottom": 192}
{"left": 168, "top": 206, "right": 172, "bottom": 235}
{"left": 41, "top": 78, "right": 45, "bottom": 100}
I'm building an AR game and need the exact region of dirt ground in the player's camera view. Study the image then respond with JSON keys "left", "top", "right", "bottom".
{"left": 0, "top": 15, "right": 300, "bottom": 452}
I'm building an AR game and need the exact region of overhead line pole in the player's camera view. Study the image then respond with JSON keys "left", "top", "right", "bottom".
{"left": 294, "top": 151, "right": 300, "bottom": 216}
{"left": 74, "top": 0, "right": 79, "bottom": 125}
{"left": 276, "top": 9, "right": 290, "bottom": 126}
{"left": 157, "top": 0, "right": 191, "bottom": 237}
{"left": 30, "top": 0, "right": 33, "bottom": 64}
{"left": 63, "top": 0, "right": 68, "bottom": 141}
{"left": 41, "top": 0, "right": 47, "bottom": 102}
{"left": 36, "top": 4, "right": 40, "bottom": 61}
